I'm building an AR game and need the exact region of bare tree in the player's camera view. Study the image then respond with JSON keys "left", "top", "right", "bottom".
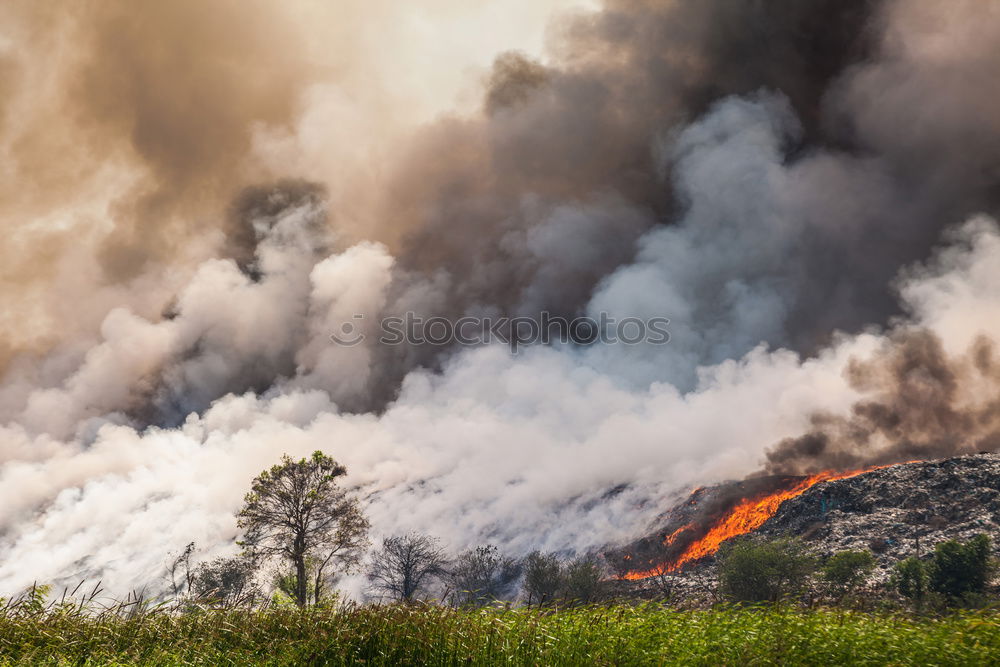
{"left": 237, "top": 451, "right": 370, "bottom": 606}
{"left": 447, "top": 544, "right": 521, "bottom": 607}
{"left": 646, "top": 563, "right": 681, "bottom": 603}
{"left": 522, "top": 551, "right": 563, "bottom": 606}
{"left": 367, "top": 533, "right": 448, "bottom": 602}
{"left": 168, "top": 542, "right": 196, "bottom": 597}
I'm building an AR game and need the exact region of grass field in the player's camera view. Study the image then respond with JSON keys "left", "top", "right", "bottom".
{"left": 1, "top": 603, "right": 999, "bottom": 666}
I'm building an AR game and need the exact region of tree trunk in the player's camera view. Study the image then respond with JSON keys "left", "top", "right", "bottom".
{"left": 295, "top": 555, "right": 308, "bottom": 607}
{"left": 403, "top": 567, "right": 412, "bottom": 601}
{"left": 314, "top": 566, "right": 324, "bottom": 606}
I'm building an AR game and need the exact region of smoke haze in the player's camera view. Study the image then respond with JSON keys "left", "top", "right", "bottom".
{"left": 1, "top": 0, "right": 999, "bottom": 595}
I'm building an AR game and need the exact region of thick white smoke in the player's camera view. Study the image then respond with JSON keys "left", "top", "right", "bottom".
{"left": 2, "top": 93, "right": 999, "bottom": 596}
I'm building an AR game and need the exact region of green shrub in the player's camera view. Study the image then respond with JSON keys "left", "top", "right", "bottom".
{"left": 822, "top": 550, "right": 876, "bottom": 596}
{"left": 928, "top": 534, "right": 994, "bottom": 600}
{"left": 892, "top": 557, "right": 929, "bottom": 607}
{"left": 560, "top": 556, "right": 606, "bottom": 604}
{"left": 717, "top": 538, "right": 817, "bottom": 603}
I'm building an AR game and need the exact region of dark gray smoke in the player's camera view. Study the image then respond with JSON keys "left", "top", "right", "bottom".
{"left": 343, "top": 0, "right": 1000, "bottom": 404}
{"left": 766, "top": 330, "right": 1000, "bottom": 474}
{"left": 387, "top": 0, "right": 881, "bottom": 323}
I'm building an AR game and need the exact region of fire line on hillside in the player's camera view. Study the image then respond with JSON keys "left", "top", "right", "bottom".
{"left": 617, "top": 462, "right": 919, "bottom": 580}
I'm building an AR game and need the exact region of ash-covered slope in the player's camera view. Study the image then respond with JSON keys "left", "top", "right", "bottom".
{"left": 609, "top": 454, "right": 1000, "bottom": 592}
{"left": 758, "top": 454, "right": 1000, "bottom": 577}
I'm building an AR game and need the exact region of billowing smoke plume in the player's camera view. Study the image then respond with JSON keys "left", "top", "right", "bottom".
{"left": 767, "top": 331, "right": 1000, "bottom": 474}
{"left": 0, "top": 0, "right": 582, "bottom": 365}
{"left": 767, "top": 221, "right": 1000, "bottom": 473}
{"left": 1, "top": 0, "right": 1000, "bottom": 596}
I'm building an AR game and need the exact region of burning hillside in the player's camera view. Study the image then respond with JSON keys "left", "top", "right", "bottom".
{"left": 609, "top": 455, "right": 1000, "bottom": 582}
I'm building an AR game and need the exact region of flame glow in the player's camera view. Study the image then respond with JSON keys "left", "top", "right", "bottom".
{"left": 621, "top": 463, "right": 910, "bottom": 580}
{"left": 663, "top": 523, "right": 693, "bottom": 546}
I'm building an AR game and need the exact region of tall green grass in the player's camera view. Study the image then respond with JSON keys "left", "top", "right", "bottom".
{"left": 1, "top": 602, "right": 998, "bottom": 666}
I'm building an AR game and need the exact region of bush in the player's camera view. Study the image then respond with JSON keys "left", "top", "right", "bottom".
{"left": 522, "top": 553, "right": 608, "bottom": 606}
{"left": 822, "top": 550, "right": 876, "bottom": 596}
{"left": 928, "top": 534, "right": 994, "bottom": 601}
{"left": 892, "top": 557, "right": 929, "bottom": 607}
{"left": 560, "top": 556, "right": 606, "bottom": 604}
{"left": 191, "top": 556, "right": 260, "bottom": 605}
{"left": 717, "top": 538, "right": 816, "bottom": 603}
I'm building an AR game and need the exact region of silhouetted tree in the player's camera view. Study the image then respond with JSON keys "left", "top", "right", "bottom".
{"left": 168, "top": 542, "right": 197, "bottom": 597}
{"left": 447, "top": 545, "right": 521, "bottom": 607}
{"left": 367, "top": 533, "right": 448, "bottom": 602}
{"left": 522, "top": 551, "right": 563, "bottom": 606}
{"left": 237, "top": 451, "right": 369, "bottom": 606}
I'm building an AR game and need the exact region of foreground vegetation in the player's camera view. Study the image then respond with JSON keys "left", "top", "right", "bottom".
{"left": 2, "top": 602, "right": 1000, "bottom": 666}
{"left": 3, "top": 453, "right": 994, "bottom": 664}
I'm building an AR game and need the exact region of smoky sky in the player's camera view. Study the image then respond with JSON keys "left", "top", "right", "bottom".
{"left": 388, "top": 0, "right": 881, "bottom": 321}
{"left": 4, "top": 0, "right": 999, "bottom": 404}
{"left": 273, "top": 0, "right": 1000, "bottom": 408}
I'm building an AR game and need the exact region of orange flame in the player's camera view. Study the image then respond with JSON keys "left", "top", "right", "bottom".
{"left": 663, "top": 523, "right": 693, "bottom": 546}
{"left": 622, "top": 462, "right": 911, "bottom": 580}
